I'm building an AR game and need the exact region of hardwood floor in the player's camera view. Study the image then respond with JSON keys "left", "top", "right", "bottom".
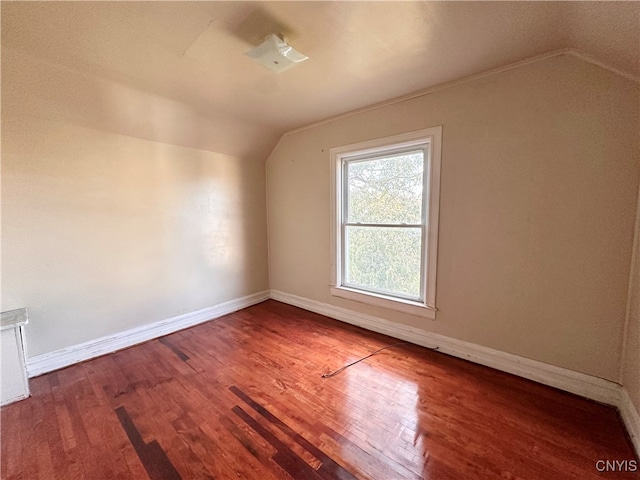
{"left": 1, "top": 300, "right": 638, "bottom": 479}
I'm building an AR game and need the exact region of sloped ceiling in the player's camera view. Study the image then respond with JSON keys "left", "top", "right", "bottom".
{"left": 2, "top": 1, "right": 638, "bottom": 159}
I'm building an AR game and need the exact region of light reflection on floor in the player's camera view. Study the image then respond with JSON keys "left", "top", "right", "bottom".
{"left": 342, "top": 352, "right": 429, "bottom": 477}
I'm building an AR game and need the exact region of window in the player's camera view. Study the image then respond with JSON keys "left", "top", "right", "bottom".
{"left": 330, "top": 127, "right": 442, "bottom": 319}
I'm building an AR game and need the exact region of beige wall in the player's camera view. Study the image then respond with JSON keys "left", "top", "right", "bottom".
{"left": 3, "top": 44, "right": 638, "bottom": 390}
{"left": 267, "top": 54, "right": 639, "bottom": 382}
{"left": 2, "top": 50, "right": 270, "bottom": 357}
{"left": 623, "top": 188, "right": 640, "bottom": 412}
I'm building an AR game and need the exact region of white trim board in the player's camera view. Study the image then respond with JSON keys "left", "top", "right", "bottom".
{"left": 270, "top": 48, "right": 638, "bottom": 147}
{"left": 269, "top": 289, "right": 622, "bottom": 406}
{"left": 619, "top": 389, "right": 640, "bottom": 455}
{"left": 270, "top": 289, "right": 640, "bottom": 455}
{"left": 21, "top": 288, "right": 638, "bottom": 456}
{"left": 269, "top": 290, "right": 640, "bottom": 455}
{"left": 26, "top": 291, "right": 270, "bottom": 378}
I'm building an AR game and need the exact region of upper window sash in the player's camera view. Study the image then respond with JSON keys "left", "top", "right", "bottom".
{"left": 342, "top": 147, "right": 427, "bottom": 226}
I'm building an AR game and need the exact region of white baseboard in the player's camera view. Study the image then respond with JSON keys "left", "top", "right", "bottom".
{"left": 26, "top": 291, "right": 270, "bottom": 377}
{"left": 619, "top": 389, "right": 640, "bottom": 455}
{"left": 270, "top": 289, "right": 640, "bottom": 457}
{"left": 22, "top": 287, "right": 638, "bottom": 457}
{"left": 269, "top": 290, "right": 622, "bottom": 406}
{"left": 1, "top": 392, "right": 29, "bottom": 407}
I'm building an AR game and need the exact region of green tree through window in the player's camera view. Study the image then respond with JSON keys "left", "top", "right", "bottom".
{"left": 331, "top": 126, "right": 441, "bottom": 318}
{"left": 344, "top": 151, "right": 425, "bottom": 300}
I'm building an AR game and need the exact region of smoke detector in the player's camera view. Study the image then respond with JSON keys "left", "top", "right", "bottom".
{"left": 245, "top": 34, "right": 309, "bottom": 73}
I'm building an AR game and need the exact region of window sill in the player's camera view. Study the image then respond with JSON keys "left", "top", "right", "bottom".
{"left": 330, "top": 286, "right": 436, "bottom": 320}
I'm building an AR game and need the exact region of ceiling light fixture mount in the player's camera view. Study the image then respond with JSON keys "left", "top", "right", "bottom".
{"left": 245, "top": 34, "right": 308, "bottom": 73}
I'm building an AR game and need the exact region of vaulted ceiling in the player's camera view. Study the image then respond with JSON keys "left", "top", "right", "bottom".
{"left": 3, "top": 1, "right": 638, "bottom": 159}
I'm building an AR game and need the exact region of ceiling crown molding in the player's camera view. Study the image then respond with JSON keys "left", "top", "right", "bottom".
{"left": 565, "top": 48, "right": 640, "bottom": 84}
{"left": 266, "top": 48, "right": 638, "bottom": 164}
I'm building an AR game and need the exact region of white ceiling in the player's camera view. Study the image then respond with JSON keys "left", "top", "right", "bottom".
{"left": 3, "top": 1, "right": 639, "bottom": 153}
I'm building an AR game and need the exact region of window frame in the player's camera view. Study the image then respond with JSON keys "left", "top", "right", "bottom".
{"left": 330, "top": 127, "right": 442, "bottom": 320}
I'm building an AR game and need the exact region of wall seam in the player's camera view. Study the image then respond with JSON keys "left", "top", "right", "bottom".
{"left": 262, "top": 48, "right": 639, "bottom": 158}
{"left": 619, "top": 138, "right": 640, "bottom": 385}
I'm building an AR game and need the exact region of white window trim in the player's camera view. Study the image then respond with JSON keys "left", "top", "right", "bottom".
{"left": 329, "top": 127, "right": 442, "bottom": 320}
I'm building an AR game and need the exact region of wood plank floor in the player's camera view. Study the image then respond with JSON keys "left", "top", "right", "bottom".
{"left": 1, "top": 300, "right": 638, "bottom": 479}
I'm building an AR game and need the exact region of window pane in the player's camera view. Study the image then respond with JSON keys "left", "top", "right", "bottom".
{"left": 344, "top": 226, "right": 422, "bottom": 299}
{"left": 347, "top": 151, "right": 423, "bottom": 224}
